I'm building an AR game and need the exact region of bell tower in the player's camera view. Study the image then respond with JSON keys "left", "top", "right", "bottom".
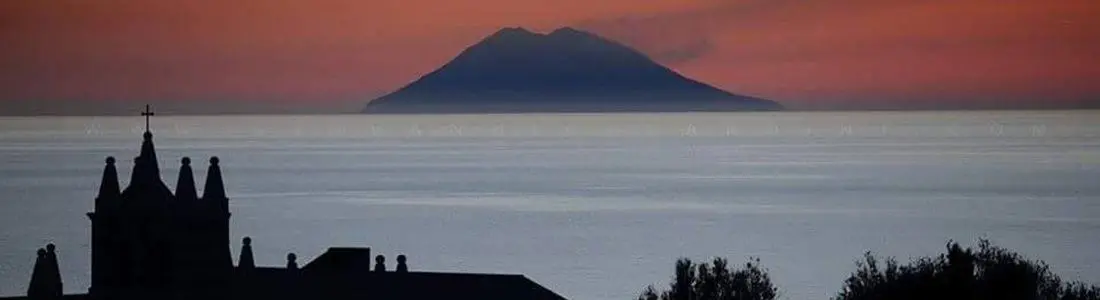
{"left": 84, "top": 105, "right": 235, "bottom": 299}
{"left": 85, "top": 105, "right": 175, "bottom": 298}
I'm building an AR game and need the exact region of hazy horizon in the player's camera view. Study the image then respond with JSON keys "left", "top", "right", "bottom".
{"left": 3, "top": 101, "right": 1100, "bottom": 117}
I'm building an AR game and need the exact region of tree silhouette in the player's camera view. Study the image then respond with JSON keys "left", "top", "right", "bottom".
{"left": 835, "top": 239, "right": 1100, "bottom": 300}
{"left": 638, "top": 257, "right": 778, "bottom": 300}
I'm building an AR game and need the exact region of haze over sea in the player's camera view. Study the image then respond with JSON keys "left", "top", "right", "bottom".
{"left": 1, "top": 111, "right": 1099, "bottom": 299}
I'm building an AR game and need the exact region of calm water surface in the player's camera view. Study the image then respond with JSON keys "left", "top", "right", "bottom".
{"left": 1, "top": 111, "right": 1099, "bottom": 299}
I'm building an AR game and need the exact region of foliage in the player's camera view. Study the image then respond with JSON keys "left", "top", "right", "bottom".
{"left": 835, "top": 239, "right": 1100, "bottom": 300}
{"left": 638, "top": 257, "right": 778, "bottom": 300}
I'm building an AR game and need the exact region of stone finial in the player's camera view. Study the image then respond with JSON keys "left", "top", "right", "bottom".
{"left": 238, "top": 237, "right": 255, "bottom": 269}
{"left": 202, "top": 156, "right": 227, "bottom": 203}
{"left": 175, "top": 157, "right": 198, "bottom": 200}
{"left": 374, "top": 255, "right": 386, "bottom": 272}
{"left": 28, "top": 248, "right": 47, "bottom": 298}
{"left": 396, "top": 255, "right": 408, "bottom": 273}
{"left": 286, "top": 253, "right": 298, "bottom": 270}
{"left": 96, "top": 156, "right": 121, "bottom": 209}
{"left": 28, "top": 244, "right": 62, "bottom": 300}
{"left": 45, "top": 244, "right": 62, "bottom": 295}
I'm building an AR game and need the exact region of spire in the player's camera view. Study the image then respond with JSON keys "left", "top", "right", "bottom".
{"left": 128, "top": 135, "right": 163, "bottom": 186}
{"left": 27, "top": 248, "right": 46, "bottom": 298}
{"left": 95, "top": 156, "right": 120, "bottom": 210}
{"left": 175, "top": 157, "right": 197, "bottom": 200}
{"left": 202, "top": 156, "right": 227, "bottom": 204}
{"left": 130, "top": 105, "right": 162, "bottom": 185}
{"left": 27, "top": 244, "right": 62, "bottom": 300}
{"left": 133, "top": 131, "right": 161, "bottom": 181}
{"left": 238, "top": 237, "right": 254, "bottom": 269}
{"left": 45, "top": 244, "right": 62, "bottom": 297}
{"left": 121, "top": 105, "right": 172, "bottom": 200}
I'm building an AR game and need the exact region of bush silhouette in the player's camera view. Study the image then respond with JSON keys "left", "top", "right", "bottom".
{"left": 638, "top": 257, "right": 778, "bottom": 300}
{"left": 835, "top": 239, "right": 1100, "bottom": 300}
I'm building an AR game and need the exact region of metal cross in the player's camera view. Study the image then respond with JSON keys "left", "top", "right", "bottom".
{"left": 141, "top": 104, "right": 155, "bottom": 132}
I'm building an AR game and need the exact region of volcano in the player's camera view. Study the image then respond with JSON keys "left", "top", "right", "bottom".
{"left": 363, "top": 27, "right": 782, "bottom": 114}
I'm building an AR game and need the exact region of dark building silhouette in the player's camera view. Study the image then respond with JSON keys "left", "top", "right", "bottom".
{"left": 3, "top": 107, "right": 565, "bottom": 300}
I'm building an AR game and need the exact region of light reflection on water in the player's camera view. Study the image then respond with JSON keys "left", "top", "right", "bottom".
{"left": 1, "top": 111, "right": 1099, "bottom": 299}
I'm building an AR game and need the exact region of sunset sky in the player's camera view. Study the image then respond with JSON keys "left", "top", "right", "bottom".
{"left": 1, "top": 0, "right": 1098, "bottom": 114}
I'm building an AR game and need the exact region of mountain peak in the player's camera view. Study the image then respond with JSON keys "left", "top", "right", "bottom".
{"left": 489, "top": 27, "right": 537, "bottom": 37}
{"left": 482, "top": 27, "right": 602, "bottom": 43}
{"left": 500, "top": 26, "right": 534, "bottom": 33}
{"left": 479, "top": 27, "right": 543, "bottom": 46}
{"left": 548, "top": 27, "right": 585, "bottom": 36}
{"left": 363, "top": 27, "right": 783, "bottom": 113}
{"left": 547, "top": 27, "right": 603, "bottom": 42}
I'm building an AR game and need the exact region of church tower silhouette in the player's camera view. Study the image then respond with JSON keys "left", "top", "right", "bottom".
{"left": 13, "top": 105, "right": 565, "bottom": 300}
{"left": 86, "top": 105, "right": 232, "bottom": 299}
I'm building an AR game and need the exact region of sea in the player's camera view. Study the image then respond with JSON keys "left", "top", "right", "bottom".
{"left": 1, "top": 111, "right": 1099, "bottom": 299}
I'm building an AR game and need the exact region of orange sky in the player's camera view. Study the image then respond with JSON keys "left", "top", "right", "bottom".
{"left": 1, "top": 0, "right": 1098, "bottom": 114}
